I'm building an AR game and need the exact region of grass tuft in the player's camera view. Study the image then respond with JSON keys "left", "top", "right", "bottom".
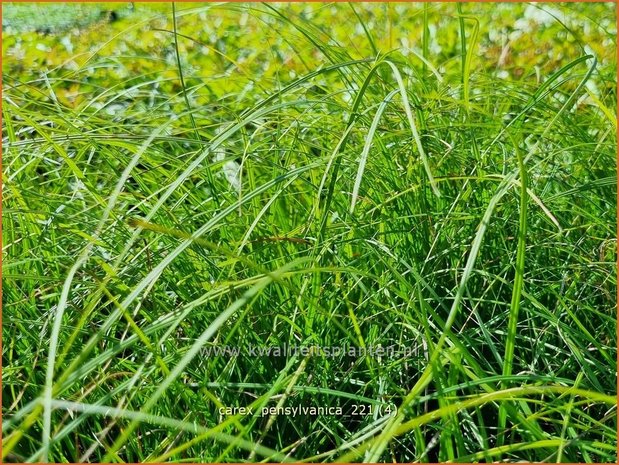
{"left": 3, "top": 2, "right": 616, "bottom": 462}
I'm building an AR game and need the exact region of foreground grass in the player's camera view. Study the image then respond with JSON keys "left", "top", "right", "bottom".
{"left": 2, "top": 3, "right": 617, "bottom": 462}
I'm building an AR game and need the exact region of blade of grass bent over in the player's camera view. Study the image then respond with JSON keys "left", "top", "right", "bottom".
{"left": 350, "top": 54, "right": 599, "bottom": 462}
{"left": 101, "top": 258, "right": 309, "bottom": 461}
{"left": 39, "top": 121, "right": 175, "bottom": 462}
{"left": 350, "top": 89, "right": 399, "bottom": 214}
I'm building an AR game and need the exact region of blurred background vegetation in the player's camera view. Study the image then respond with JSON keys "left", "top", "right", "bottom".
{"left": 3, "top": 2, "right": 616, "bottom": 108}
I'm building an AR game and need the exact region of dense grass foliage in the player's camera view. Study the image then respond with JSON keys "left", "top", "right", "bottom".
{"left": 3, "top": 3, "right": 617, "bottom": 462}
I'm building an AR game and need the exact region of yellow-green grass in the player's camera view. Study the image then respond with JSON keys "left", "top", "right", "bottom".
{"left": 2, "top": 2, "right": 616, "bottom": 462}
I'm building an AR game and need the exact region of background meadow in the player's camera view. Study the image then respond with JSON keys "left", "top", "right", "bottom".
{"left": 2, "top": 2, "right": 617, "bottom": 462}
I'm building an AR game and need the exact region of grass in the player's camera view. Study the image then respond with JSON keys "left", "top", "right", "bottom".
{"left": 2, "top": 2, "right": 617, "bottom": 462}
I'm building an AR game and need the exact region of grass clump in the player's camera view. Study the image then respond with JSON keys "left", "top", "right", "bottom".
{"left": 2, "top": 2, "right": 617, "bottom": 462}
